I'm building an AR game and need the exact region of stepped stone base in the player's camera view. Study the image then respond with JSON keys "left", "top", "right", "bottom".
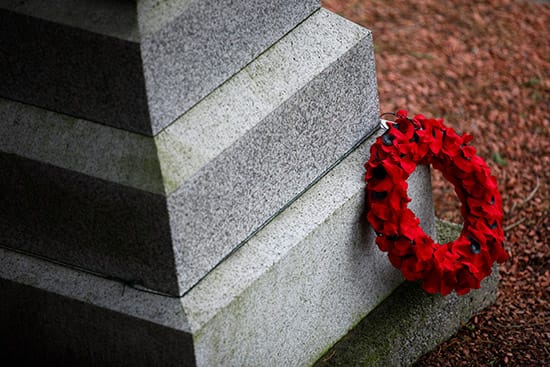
{"left": 0, "top": 9, "right": 379, "bottom": 296}
{"left": 0, "top": 3, "right": 500, "bottom": 366}
{"left": 0, "top": 163, "right": 498, "bottom": 367}
{"left": 0, "top": 0, "right": 319, "bottom": 134}
{"left": 0, "top": 215, "right": 498, "bottom": 367}
{"left": 1, "top": 133, "right": 438, "bottom": 367}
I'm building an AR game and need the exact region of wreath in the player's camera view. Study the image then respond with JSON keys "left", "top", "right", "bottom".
{"left": 364, "top": 110, "right": 509, "bottom": 296}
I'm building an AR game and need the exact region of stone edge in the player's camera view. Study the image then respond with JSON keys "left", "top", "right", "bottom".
{"left": 0, "top": 133, "right": 385, "bottom": 333}
{"left": 0, "top": 137, "right": 453, "bottom": 366}
{"left": 0, "top": 0, "right": 139, "bottom": 42}
{"left": 0, "top": 9, "right": 371, "bottom": 196}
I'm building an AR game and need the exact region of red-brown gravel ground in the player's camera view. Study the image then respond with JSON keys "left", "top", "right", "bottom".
{"left": 322, "top": 0, "right": 549, "bottom": 365}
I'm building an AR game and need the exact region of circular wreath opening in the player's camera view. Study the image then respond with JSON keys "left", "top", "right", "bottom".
{"left": 364, "top": 110, "right": 509, "bottom": 296}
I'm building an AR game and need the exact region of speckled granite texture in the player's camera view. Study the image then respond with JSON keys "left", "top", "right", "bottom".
{"left": 0, "top": 0, "right": 319, "bottom": 135}
{"left": 314, "top": 220, "right": 498, "bottom": 367}
{"left": 0, "top": 9, "right": 372, "bottom": 196}
{"left": 168, "top": 24, "right": 380, "bottom": 293}
{"left": 0, "top": 134, "right": 440, "bottom": 366}
{"left": 0, "top": 9, "right": 379, "bottom": 295}
{"left": 140, "top": 0, "right": 320, "bottom": 134}
{"left": 0, "top": 153, "right": 179, "bottom": 295}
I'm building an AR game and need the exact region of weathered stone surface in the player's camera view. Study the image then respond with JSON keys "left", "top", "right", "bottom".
{"left": 2, "top": 222, "right": 496, "bottom": 367}
{"left": 155, "top": 9, "right": 371, "bottom": 193}
{"left": 314, "top": 220, "right": 498, "bottom": 367}
{"left": 0, "top": 134, "right": 439, "bottom": 366}
{"left": 0, "top": 8, "right": 151, "bottom": 133}
{"left": 0, "top": 0, "right": 319, "bottom": 135}
{"left": 140, "top": 0, "right": 320, "bottom": 133}
{"left": 185, "top": 138, "right": 435, "bottom": 366}
{"left": 168, "top": 15, "right": 379, "bottom": 292}
{"left": 0, "top": 9, "right": 378, "bottom": 295}
{"left": 0, "top": 9, "right": 372, "bottom": 196}
{"left": 0, "top": 153, "right": 179, "bottom": 295}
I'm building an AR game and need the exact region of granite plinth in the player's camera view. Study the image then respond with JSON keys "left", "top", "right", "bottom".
{"left": 0, "top": 9, "right": 378, "bottom": 295}
{"left": 0, "top": 134, "right": 438, "bottom": 366}
{"left": 0, "top": 0, "right": 319, "bottom": 135}
{"left": 168, "top": 16, "right": 380, "bottom": 292}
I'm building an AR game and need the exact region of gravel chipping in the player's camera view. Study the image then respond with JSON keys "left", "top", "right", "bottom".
{"left": 323, "top": 0, "right": 549, "bottom": 365}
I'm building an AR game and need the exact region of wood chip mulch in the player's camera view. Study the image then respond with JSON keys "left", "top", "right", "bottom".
{"left": 322, "top": 0, "right": 549, "bottom": 365}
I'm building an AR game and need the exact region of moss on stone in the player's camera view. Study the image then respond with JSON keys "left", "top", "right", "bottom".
{"left": 435, "top": 219, "right": 462, "bottom": 244}
{"left": 313, "top": 219, "right": 497, "bottom": 367}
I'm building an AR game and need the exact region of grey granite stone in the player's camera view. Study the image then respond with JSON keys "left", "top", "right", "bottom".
{"left": 313, "top": 221, "right": 498, "bottom": 367}
{"left": 0, "top": 9, "right": 378, "bottom": 296}
{"left": 168, "top": 26, "right": 379, "bottom": 293}
{"left": 0, "top": 0, "right": 319, "bottom": 135}
{"left": 155, "top": 8, "right": 369, "bottom": 193}
{"left": 0, "top": 132, "right": 439, "bottom": 366}
{"left": 140, "top": 0, "right": 320, "bottom": 133}
{"left": 2, "top": 222, "right": 496, "bottom": 366}
{"left": 185, "top": 142, "right": 435, "bottom": 366}
{"left": 0, "top": 153, "right": 180, "bottom": 295}
{"left": 0, "top": 9, "right": 369, "bottom": 196}
{"left": 0, "top": 9, "right": 152, "bottom": 134}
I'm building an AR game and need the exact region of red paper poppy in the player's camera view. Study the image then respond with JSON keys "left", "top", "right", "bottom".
{"left": 365, "top": 111, "right": 509, "bottom": 296}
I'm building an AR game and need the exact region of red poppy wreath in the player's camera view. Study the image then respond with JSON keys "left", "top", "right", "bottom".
{"left": 364, "top": 110, "right": 509, "bottom": 296}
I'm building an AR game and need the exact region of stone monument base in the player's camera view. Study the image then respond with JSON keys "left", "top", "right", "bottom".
{"left": 0, "top": 136, "right": 497, "bottom": 366}
{"left": 0, "top": 4, "right": 498, "bottom": 366}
